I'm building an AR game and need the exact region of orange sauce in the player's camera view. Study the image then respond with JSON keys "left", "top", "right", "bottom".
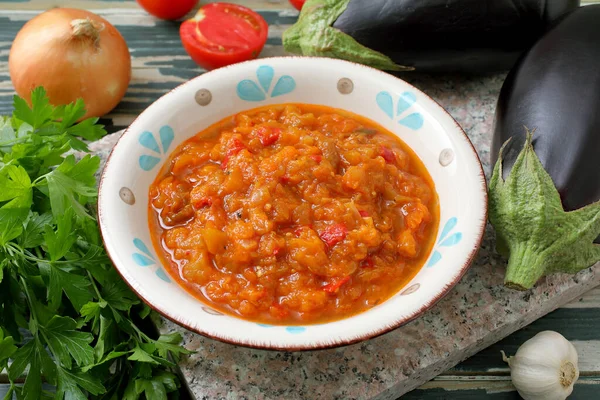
{"left": 149, "top": 104, "right": 439, "bottom": 324}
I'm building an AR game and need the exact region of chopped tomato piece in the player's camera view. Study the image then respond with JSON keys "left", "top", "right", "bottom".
{"left": 359, "top": 210, "right": 369, "bottom": 217}
{"left": 380, "top": 146, "right": 396, "bottom": 163}
{"left": 323, "top": 276, "right": 350, "bottom": 293}
{"left": 319, "top": 223, "right": 347, "bottom": 247}
{"left": 309, "top": 154, "right": 322, "bottom": 163}
{"left": 256, "top": 126, "right": 281, "bottom": 146}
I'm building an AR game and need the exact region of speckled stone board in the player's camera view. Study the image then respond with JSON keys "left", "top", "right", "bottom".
{"left": 86, "top": 73, "right": 600, "bottom": 399}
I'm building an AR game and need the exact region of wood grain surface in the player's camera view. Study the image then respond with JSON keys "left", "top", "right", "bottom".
{"left": 0, "top": 1, "right": 598, "bottom": 399}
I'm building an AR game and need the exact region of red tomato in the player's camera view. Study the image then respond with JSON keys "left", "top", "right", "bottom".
{"left": 136, "top": 0, "right": 198, "bottom": 20}
{"left": 289, "top": 0, "right": 306, "bottom": 11}
{"left": 180, "top": 3, "right": 268, "bottom": 70}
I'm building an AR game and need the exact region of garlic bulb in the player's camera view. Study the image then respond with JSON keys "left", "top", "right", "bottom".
{"left": 502, "top": 331, "right": 579, "bottom": 400}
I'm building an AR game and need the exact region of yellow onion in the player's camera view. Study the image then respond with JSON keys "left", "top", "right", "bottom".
{"left": 9, "top": 8, "right": 131, "bottom": 119}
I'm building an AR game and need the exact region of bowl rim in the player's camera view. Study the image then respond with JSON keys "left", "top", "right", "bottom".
{"left": 98, "top": 56, "right": 488, "bottom": 351}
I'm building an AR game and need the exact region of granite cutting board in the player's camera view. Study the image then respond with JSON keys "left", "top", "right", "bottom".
{"left": 89, "top": 72, "right": 600, "bottom": 400}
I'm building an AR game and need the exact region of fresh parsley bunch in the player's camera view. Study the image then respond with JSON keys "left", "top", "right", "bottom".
{"left": 0, "top": 88, "right": 191, "bottom": 400}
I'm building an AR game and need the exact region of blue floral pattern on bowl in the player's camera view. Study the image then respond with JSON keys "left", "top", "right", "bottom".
{"left": 237, "top": 65, "right": 296, "bottom": 101}
{"left": 132, "top": 238, "right": 171, "bottom": 282}
{"left": 426, "top": 217, "right": 463, "bottom": 268}
{"left": 138, "top": 125, "right": 175, "bottom": 171}
{"left": 376, "top": 91, "right": 424, "bottom": 130}
{"left": 258, "top": 323, "right": 307, "bottom": 334}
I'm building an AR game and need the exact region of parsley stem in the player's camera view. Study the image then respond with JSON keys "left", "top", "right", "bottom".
{"left": 31, "top": 173, "right": 49, "bottom": 186}
{"left": 6, "top": 242, "right": 86, "bottom": 265}
{"left": 131, "top": 320, "right": 153, "bottom": 342}
{"left": 18, "top": 276, "right": 60, "bottom": 363}
{"left": 87, "top": 270, "right": 104, "bottom": 300}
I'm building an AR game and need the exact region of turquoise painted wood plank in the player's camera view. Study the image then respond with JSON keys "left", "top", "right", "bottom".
{"left": 406, "top": 379, "right": 600, "bottom": 400}
{"left": 450, "top": 307, "right": 600, "bottom": 372}
{"left": 0, "top": 0, "right": 298, "bottom": 11}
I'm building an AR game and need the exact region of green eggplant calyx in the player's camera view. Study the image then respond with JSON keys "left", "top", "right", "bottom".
{"left": 282, "top": 0, "right": 413, "bottom": 71}
{"left": 489, "top": 129, "right": 600, "bottom": 291}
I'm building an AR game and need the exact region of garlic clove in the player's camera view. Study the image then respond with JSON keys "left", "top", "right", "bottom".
{"left": 502, "top": 330, "right": 579, "bottom": 400}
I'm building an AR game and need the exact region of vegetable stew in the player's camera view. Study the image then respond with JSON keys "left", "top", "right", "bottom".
{"left": 149, "top": 104, "right": 439, "bottom": 324}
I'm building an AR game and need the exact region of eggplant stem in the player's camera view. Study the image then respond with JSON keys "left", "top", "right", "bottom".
{"left": 504, "top": 244, "right": 546, "bottom": 290}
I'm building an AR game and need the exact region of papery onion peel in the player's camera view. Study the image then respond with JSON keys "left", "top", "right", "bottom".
{"left": 9, "top": 8, "right": 131, "bottom": 119}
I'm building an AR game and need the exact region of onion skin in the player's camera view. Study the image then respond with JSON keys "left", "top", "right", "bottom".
{"left": 9, "top": 8, "right": 131, "bottom": 119}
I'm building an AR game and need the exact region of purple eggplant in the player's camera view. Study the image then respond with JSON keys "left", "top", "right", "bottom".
{"left": 489, "top": 5, "right": 600, "bottom": 290}
{"left": 491, "top": 4, "right": 600, "bottom": 214}
{"left": 283, "top": 0, "right": 580, "bottom": 73}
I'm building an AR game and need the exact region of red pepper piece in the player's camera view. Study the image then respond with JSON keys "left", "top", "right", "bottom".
{"left": 257, "top": 126, "right": 281, "bottom": 146}
{"left": 309, "top": 154, "right": 322, "bottom": 163}
{"left": 319, "top": 223, "right": 347, "bottom": 247}
{"left": 192, "top": 197, "right": 213, "bottom": 209}
{"left": 280, "top": 176, "right": 290, "bottom": 184}
{"left": 221, "top": 138, "right": 246, "bottom": 169}
{"left": 273, "top": 246, "right": 281, "bottom": 256}
{"left": 221, "top": 156, "right": 230, "bottom": 170}
{"left": 228, "top": 138, "right": 246, "bottom": 156}
{"left": 323, "top": 276, "right": 351, "bottom": 293}
{"left": 359, "top": 210, "right": 369, "bottom": 217}
{"left": 380, "top": 146, "right": 396, "bottom": 163}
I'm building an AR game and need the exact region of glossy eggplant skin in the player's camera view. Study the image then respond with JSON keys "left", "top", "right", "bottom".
{"left": 332, "top": 0, "right": 579, "bottom": 73}
{"left": 491, "top": 5, "right": 600, "bottom": 216}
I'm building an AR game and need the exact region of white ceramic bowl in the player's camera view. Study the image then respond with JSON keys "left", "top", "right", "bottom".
{"left": 98, "top": 57, "right": 487, "bottom": 350}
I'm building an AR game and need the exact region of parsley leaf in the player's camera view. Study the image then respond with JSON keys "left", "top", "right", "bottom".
{"left": 155, "top": 333, "right": 192, "bottom": 361}
{"left": 39, "top": 262, "right": 94, "bottom": 312}
{"left": 42, "top": 316, "right": 94, "bottom": 369}
{"left": 135, "top": 378, "right": 167, "bottom": 400}
{"left": 45, "top": 155, "right": 99, "bottom": 219}
{"left": 0, "top": 329, "right": 17, "bottom": 367}
{"left": 0, "top": 165, "right": 32, "bottom": 209}
{"left": 2, "top": 88, "right": 188, "bottom": 400}
{"left": 13, "top": 87, "right": 54, "bottom": 130}
{"left": 101, "top": 279, "right": 140, "bottom": 312}
{"left": 0, "top": 207, "right": 28, "bottom": 245}
{"left": 19, "top": 212, "right": 52, "bottom": 248}
{"left": 56, "top": 367, "right": 106, "bottom": 400}
{"left": 44, "top": 209, "right": 76, "bottom": 261}
{"left": 128, "top": 345, "right": 159, "bottom": 365}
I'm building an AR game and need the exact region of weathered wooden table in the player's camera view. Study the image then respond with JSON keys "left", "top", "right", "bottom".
{"left": 1, "top": 1, "right": 599, "bottom": 398}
